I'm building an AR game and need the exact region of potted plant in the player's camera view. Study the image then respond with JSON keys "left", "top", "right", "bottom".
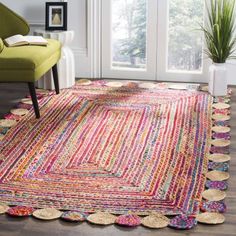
{"left": 201, "top": 0, "right": 236, "bottom": 96}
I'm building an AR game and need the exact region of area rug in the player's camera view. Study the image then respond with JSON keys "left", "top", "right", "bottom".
{"left": 0, "top": 80, "right": 230, "bottom": 224}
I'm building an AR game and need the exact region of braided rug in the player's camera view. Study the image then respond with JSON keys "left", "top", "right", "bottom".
{"left": 0, "top": 80, "right": 213, "bottom": 216}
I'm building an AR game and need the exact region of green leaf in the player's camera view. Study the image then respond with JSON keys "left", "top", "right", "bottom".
{"left": 200, "top": 0, "right": 236, "bottom": 63}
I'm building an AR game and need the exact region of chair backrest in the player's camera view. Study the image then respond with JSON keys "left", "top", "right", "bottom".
{"left": 0, "top": 3, "right": 30, "bottom": 39}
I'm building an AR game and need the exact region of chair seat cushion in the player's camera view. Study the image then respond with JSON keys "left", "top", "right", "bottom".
{"left": 0, "top": 39, "right": 61, "bottom": 82}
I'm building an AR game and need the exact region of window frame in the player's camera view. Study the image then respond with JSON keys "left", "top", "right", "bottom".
{"left": 101, "top": 0, "right": 158, "bottom": 80}
{"left": 156, "top": 0, "right": 211, "bottom": 83}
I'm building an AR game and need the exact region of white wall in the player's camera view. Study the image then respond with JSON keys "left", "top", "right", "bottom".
{"left": 1, "top": 0, "right": 90, "bottom": 78}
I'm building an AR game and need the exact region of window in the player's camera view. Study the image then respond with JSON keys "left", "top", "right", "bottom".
{"left": 167, "top": 0, "right": 204, "bottom": 72}
{"left": 102, "top": 0, "right": 208, "bottom": 82}
{"left": 112, "top": 0, "right": 147, "bottom": 70}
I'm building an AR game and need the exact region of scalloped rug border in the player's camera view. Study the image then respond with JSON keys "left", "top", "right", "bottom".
{"left": 0, "top": 80, "right": 232, "bottom": 230}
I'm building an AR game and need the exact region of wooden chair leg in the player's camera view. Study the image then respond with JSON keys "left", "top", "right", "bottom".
{"left": 28, "top": 82, "right": 40, "bottom": 119}
{"left": 52, "top": 64, "right": 60, "bottom": 94}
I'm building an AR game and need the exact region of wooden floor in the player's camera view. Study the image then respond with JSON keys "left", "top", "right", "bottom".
{"left": 0, "top": 82, "right": 235, "bottom": 236}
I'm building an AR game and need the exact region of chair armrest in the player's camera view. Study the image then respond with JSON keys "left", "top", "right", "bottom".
{"left": 0, "top": 38, "right": 4, "bottom": 53}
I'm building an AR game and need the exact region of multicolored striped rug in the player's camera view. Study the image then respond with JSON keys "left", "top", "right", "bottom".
{"left": 0, "top": 80, "right": 227, "bottom": 220}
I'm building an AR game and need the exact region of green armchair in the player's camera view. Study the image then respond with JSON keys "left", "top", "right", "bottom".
{"left": 0, "top": 3, "right": 61, "bottom": 118}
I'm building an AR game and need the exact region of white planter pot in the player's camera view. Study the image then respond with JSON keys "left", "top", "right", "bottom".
{"left": 208, "top": 63, "right": 228, "bottom": 96}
